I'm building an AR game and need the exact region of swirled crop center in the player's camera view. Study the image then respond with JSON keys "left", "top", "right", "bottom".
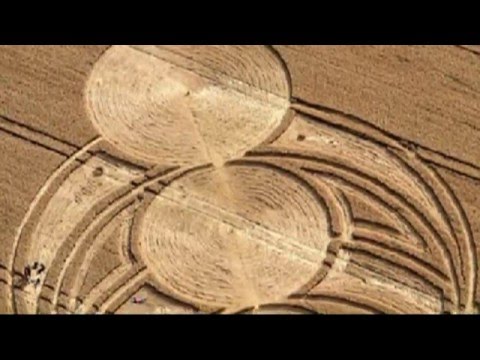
{"left": 139, "top": 165, "right": 332, "bottom": 309}
{"left": 86, "top": 46, "right": 291, "bottom": 166}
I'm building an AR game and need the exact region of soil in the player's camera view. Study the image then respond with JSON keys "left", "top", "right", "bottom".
{"left": 0, "top": 45, "right": 479, "bottom": 314}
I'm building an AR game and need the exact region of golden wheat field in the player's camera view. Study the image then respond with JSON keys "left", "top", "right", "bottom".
{"left": 0, "top": 45, "right": 479, "bottom": 314}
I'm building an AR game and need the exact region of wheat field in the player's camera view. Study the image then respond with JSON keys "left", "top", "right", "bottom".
{"left": 0, "top": 45, "right": 479, "bottom": 314}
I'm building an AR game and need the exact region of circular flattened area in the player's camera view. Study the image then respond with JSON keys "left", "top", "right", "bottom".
{"left": 139, "top": 165, "right": 332, "bottom": 309}
{"left": 85, "top": 46, "right": 291, "bottom": 166}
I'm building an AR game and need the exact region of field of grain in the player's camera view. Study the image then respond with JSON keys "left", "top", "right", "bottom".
{"left": 0, "top": 45, "right": 479, "bottom": 314}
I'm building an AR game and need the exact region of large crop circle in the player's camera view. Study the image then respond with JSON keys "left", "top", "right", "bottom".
{"left": 139, "top": 165, "right": 332, "bottom": 309}
{"left": 86, "top": 45, "right": 291, "bottom": 167}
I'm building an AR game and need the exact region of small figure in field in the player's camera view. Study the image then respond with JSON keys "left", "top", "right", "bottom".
{"left": 251, "top": 305, "right": 260, "bottom": 314}
{"left": 37, "top": 263, "right": 46, "bottom": 275}
{"left": 24, "top": 265, "right": 31, "bottom": 280}
{"left": 16, "top": 265, "right": 31, "bottom": 289}
{"left": 22, "top": 261, "right": 46, "bottom": 289}
{"left": 132, "top": 296, "right": 147, "bottom": 305}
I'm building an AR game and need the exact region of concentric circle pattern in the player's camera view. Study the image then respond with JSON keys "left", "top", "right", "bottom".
{"left": 139, "top": 165, "right": 332, "bottom": 309}
{"left": 86, "top": 45, "right": 291, "bottom": 166}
